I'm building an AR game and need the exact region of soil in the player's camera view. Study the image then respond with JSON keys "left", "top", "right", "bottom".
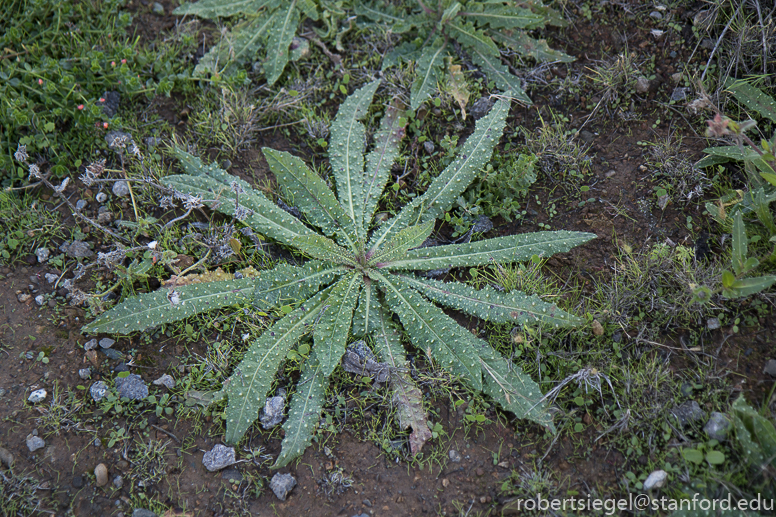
{"left": 1, "top": 1, "right": 775, "bottom": 516}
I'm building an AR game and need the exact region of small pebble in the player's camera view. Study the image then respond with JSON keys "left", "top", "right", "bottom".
{"left": 35, "top": 248, "right": 50, "bottom": 263}
{"left": 26, "top": 435, "right": 45, "bottom": 452}
{"left": 95, "top": 463, "right": 109, "bottom": 487}
{"left": 28, "top": 389, "right": 47, "bottom": 403}
{"left": 84, "top": 339, "right": 98, "bottom": 351}
{"left": 35, "top": 295, "right": 45, "bottom": 306}
{"left": 202, "top": 444, "right": 236, "bottom": 472}
{"left": 643, "top": 469, "right": 667, "bottom": 490}
{"left": 113, "top": 475, "right": 123, "bottom": 489}
{"left": 112, "top": 180, "right": 130, "bottom": 198}
{"left": 115, "top": 374, "right": 148, "bottom": 400}
{"left": 448, "top": 450, "right": 462, "bottom": 463}
{"left": 90, "top": 381, "right": 108, "bottom": 402}
{"left": 96, "top": 192, "right": 108, "bottom": 203}
{"left": 99, "top": 338, "right": 115, "bottom": 349}
{"left": 17, "top": 293, "right": 31, "bottom": 303}
{"left": 649, "top": 11, "right": 663, "bottom": 19}
{"left": 79, "top": 368, "right": 92, "bottom": 380}
{"left": 71, "top": 474, "right": 84, "bottom": 488}
{"left": 704, "top": 412, "right": 731, "bottom": 441}
{"left": 635, "top": 77, "right": 650, "bottom": 93}
{"left": 152, "top": 2, "right": 164, "bottom": 14}
{"left": 763, "top": 359, "right": 776, "bottom": 377}
{"left": 270, "top": 472, "right": 297, "bottom": 501}
{"left": 44, "top": 273, "right": 59, "bottom": 284}
{"left": 0, "top": 447, "right": 14, "bottom": 469}
{"left": 76, "top": 199, "right": 87, "bottom": 211}
{"left": 707, "top": 318, "right": 720, "bottom": 330}
{"left": 132, "top": 510, "right": 157, "bottom": 517}
{"left": 152, "top": 374, "right": 175, "bottom": 389}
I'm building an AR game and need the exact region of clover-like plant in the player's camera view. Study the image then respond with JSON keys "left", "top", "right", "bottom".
{"left": 84, "top": 81, "right": 594, "bottom": 467}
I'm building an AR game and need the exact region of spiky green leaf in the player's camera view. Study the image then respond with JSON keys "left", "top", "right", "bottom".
{"left": 369, "top": 220, "right": 435, "bottom": 267}
{"left": 292, "top": 235, "right": 358, "bottom": 266}
{"left": 395, "top": 275, "right": 582, "bottom": 327}
{"left": 83, "top": 278, "right": 255, "bottom": 334}
{"left": 264, "top": 147, "right": 358, "bottom": 247}
{"left": 173, "top": 0, "right": 276, "bottom": 18}
{"left": 385, "top": 231, "right": 595, "bottom": 271}
{"left": 165, "top": 149, "right": 315, "bottom": 247}
{"left": 477, "top": 344, "right": 554, "bottom": 429}
{"left": 731, "top": 211, "right": 747, "bottom": 275}
{"left": 699, "top": 145, "right": 774, "bottom": 174}
{"left": 329, "top": 79, "right": 381, "bottom": 235}
{"left": 375, "top": 272, "right": 482, "bottom": 391}
{"left": 224, "top": 286, "right": 332, "bottom": 444}
{"left": 193, "top": 13, "right": 277, "bottom": 76}
{"left": 447, "top": 21, "right": 499, "bottom": 56}
{"left": 410, "top": 38, "right": 447, "bottom": 110}
{"left": 723, "top": 276, "right": 776, "bottom": 299}
{"left": 373, "top": 306, "right": 432, "bottom": 455}
{"left": 253, "top": 261, "right": 345, "bottom": 307}
{"left": 273, "top": 351, "right": 327, "bottom": 467}
{"left": 491, "top": 31, "right": 574, "bottom": 63}
{"left": 264, "top": 2, "right": 300, "bottom": 85}
{"left": 362, "top": 101, "right": 407, "bottom": 226}
{"left": 470, "top": 50, "right": 532, "bottom": 105}
{"left": 462, "top": 6, "right": 544, "bottom": 29}
{"left": 314, "top": 272, "right": 361, "bottom": 375}
{"left": 725, "top": 78, "right": 776, "bottom": 124}
{"left": 355, "top": 4, "right": 420, "bottom": 33}
{"left": 352, "top": 281, "right": 380, "bottom": 337}
{"left": 369, "top": 97, "right": 508, "bottom": 249}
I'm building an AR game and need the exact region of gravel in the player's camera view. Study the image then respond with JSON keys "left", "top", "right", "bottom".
{"left": 270, "top": 472, "right": 297, "bottom": 501}
{"left": 202, "top": 444, "right": 236, "bottom": 472}
{"left": 26, "top": 435, "right": 45, "bottom": 452}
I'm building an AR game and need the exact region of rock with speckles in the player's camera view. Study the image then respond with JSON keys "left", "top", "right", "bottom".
{"left": 202, "top": 444, "right": 235, "bottom": 472}
{"left": 270, "top": 472, "right": 297, "bottom": 501}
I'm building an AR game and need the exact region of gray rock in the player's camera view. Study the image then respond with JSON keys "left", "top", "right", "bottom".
{"left": 17, "top": 293, "right": 31, "bottom": 303}
{"left": 643, "top": 469, "right": 667, "bottom": 490}
{"left": 649, "top": 11, "right": 663, "bottom": 20}
{"left": 90, "top": 381, "right": 108, "bottom": 402}
{"left": 153, "top": 374, "right": 175, "bottom": 389}
{"left": 144, "top": 137, "right": 162, "bottom": 149}
{"left": 99, "top": 338, "right": 115, "bottom": 349}
{"left": 112, "top": 180, "right": 130, "bottom": 198}
{"left": 113, "top": 475, "right": 123, "bottom": 489}
{"left": 448, "top": 450, "right": 462, "bottom": 463}
{"left": 260, "top": 396, "right": 285, "bottom": 429}
{"left": 60, "top": 240, "right": 93, "bottom": 258}
{"left": 704, "top": 412, "right": 731, "bottom": 441}
{"left": 0, "top": 447, "right": 14, "bottom": 469}
{"left": 95, "top": 463, "right": 109, "bottom": 487}
{"left": 680, "top": 383, "right": 694, "bottom": 397}
{"left": 270, "top": 472, "right": 297, "bottom": 501}
{"left": 28, "top": 389, "right": 47, "bottom": 403}
{"left": 423, "top": 141, "right": 435, "bottom": 154}
{"left": 152, "top": 2, "right": 164, "bottom": 14}
{"left": 96, "top": 192, "right": 108, "bottom": 203}
{"left": 103, "top": 348, "right": 125, "bottom": 361}
{"left": 221, "top": 469, "right": 243, "bottom": 482}
{"left": 78, "top": 368, "right": 92, "bottom": 380}
{"left": 580, "top": 130, "right": 594, "bottom": 143}
{"left": 671, "top": 87, "right": 690, "bottom": 102}
{"left": 84, "top": 339, "right": 98, "bottom": 351}
{"left": 132, "top": 510, "right": 157, "bottom": 517}
{"left": 35, "top": 295, "right": 45, "bottom": 306}
{"left": 97, "top": 211, "right": 112, "bottom": 224}
{"left": 35, "top": 247, "right": 50, "bottom": 263}
{"left": 76, "top": 199, "right": 87, "bottom": 211}
{"left": 706, "top": 318, "right": 720, "bottom": 330}
{"left": 670, "top": 401, "right": 706, "bottom": 427}
{"left": 202, "top": 444, "right": 236, "bottom": 472}
{"left": 26, "top": 435, "right": 45, "bottom": 452}
{"left": 115, "top": 374, "right": 148, "bottom": 400}
{"left": 44, "top": 273, "right": 58, "bottom": 284}
{"left": 763, "top": 359, "right": 776, "bottom": 377}
{"left": 469, "top": 96, "right": 494, "bottom": 120}
{"left": 71, "top": 474, "right": 83, "bottom": 488}
{"left": 635, "top": 77, "right": 650, "bottom": 94}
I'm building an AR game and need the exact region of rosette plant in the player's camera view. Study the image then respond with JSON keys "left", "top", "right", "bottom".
{"left": 84, "top": 81, "right": 594, "bottom": 467}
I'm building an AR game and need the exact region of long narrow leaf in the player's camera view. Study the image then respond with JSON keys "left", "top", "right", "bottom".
{"left": 491, "top": 31, "right": 574, "bottom": 63}
{"left": 264, "top": 1, "right": 299, "bottom": 85}
{"left": 352, "top": 281, "right": 380, "bottom": 337}
{"left": 374, "top": 272, "right": 482, "bottom": 390}
{"left": 292, "top": 235, "right": 358, "bottom": 265}
{"left": 462, "top": 6, "right": 544, "bottom": 29}
{"left": 273, "top": 351, "right": 327, "bottom": 468}
{"left": 264, "top": 148, "right": 358, "bottom": 248}
{"left": 173, "top": 0, "right": 276, "bottom": 18}
{"left": 470, "top": 50, "right": 532, "bottom": 105}
{"left": 193, "top": 13, "right": 277, "bottom": 76}
{"left": 362, "top": 101, "right": 407, "bottom": 226}
{"left": 330, "top": 80, "right": 381, "bottom": 236}
{"left": 725, "top": 77, "right": 776, "bottom": 124}
{"left": 395, "top": 275, "right": 582, "bottom": 327}
{"left": 314, "top": 272, "right": 361, "bottom": 375}
{"left": 253, "top": 261, "right": 344, "bottom": 306}
{"left": 83, "top": 278, "right": 255, "bottom": 334}
{"left": 732, "top": 212, "right": 747, "bottom": 275}
{"left": 447, "top": 21, "right": 499, "bottom": 56}
{"left": 224, "top": 285, "right": 332, "bottom": 444}
{"left": 385, "top": 231, "right": 595, "bottom": 271}
{"left": 368, "top": 220, "right": 435, "bottom": 267}
{"left": 410, "top": 38, "right": 447, "bottom": 110}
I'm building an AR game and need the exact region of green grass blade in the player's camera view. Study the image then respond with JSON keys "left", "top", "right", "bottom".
{"left": 264, "top": 1, "right": 299, "bottom": 85}
{"left": 314, "top": 272, "right": 361, "bottom": 375}
{"left": 477, "top": 344, "right": 554, "bottom": 429}
{"left": 264, "top": 147, "right": 358, "bottom": 248}
{"left": 410, "top": 38, "right": 447, "bottom": 110}
{"left": 385, "top": 231, "right": 595, "bottom": 271}
{"left": 83, "top": 278, "right": 255, "bottom": 334}
{"left": 374, "top": 272, "right": 482, "bottom": 391}
{"left": 292, "top": 235, "right": 358, "bottom": 266}
{"left": 273, "top": 351, "right": 327, "bottom": 468}
{"left": 362, "top": 101, "right": 408, "bottom": 228}
{"left": 395, "top": 275, "right": 582, "bottom": 327}
{"left": 224, "top": 285, "right": 332, "bottom": 444}
{"left": 330, "top": 79, "right": 381, "bottom": 237}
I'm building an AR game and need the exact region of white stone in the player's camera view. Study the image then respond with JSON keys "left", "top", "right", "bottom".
{"left": 643, "top": 469, "right": 668, "bottom": 490}
{"left": 28, "top": 389, "right": 47, "bottom": 403}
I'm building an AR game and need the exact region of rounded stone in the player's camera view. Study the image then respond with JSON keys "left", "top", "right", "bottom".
{"left": 94, "top": 463, "right": 109, "bottom": 487}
